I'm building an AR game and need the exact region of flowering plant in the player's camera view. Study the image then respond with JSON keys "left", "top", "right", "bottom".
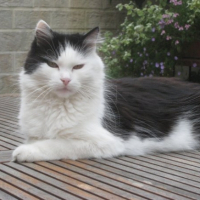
{"left": 100, "top": 0, "right": 200, "bottom": 78}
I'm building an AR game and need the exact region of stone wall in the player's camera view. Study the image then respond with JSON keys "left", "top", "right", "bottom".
{"left": 0, "top": 0, "right": 129, "bottom": 94}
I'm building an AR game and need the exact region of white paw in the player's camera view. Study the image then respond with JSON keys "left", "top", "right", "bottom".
{"left": 12, "top": 144, "right": 42, "bottom": 163}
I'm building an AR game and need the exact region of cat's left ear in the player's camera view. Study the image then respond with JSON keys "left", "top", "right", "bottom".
{"left": 83, "top": 27, "right": 99, "bottom": 49}
{"left": 35, "top": 20, "right": 53, "bottom": 46}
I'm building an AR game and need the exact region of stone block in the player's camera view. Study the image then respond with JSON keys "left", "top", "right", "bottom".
{"left": 70, "top": 0, "right": 102, "bottom": 8}
{"left": 0, "top": 53, "right": 14, "bottom": 73}
{"left": 0, "top": 32, "right": 33, "bottom": 52}
{"left": 34, "top": 0, "right": 69, "bottom": 7}
{"left": 0, "top": 75, "right": 19, "bottom": 94}
{"left": 14, "top": 10, "right": 50, "bottom": 29}
{"left": 51, "top": 10, "right": 85, "bottom": 29}
{"left": 0, "top": 10, "right": 12, "bottom": 29}
{"left": 0, "top": 0, "right": 33, "bottom": 7}
{"left": 14, "top": 52, "right": 27, "bottom": 73}
{"left": 86, "top": 11, "right": 117, "bottom": 29}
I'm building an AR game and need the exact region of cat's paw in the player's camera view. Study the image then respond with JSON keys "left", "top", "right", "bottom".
{"left": 12, "top": 144, "right": 42, "bottom": 162}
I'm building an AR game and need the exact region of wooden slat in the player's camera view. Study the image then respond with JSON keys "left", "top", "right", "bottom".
{"left": 0, "top": 151, "right": 12, "bottom": 163}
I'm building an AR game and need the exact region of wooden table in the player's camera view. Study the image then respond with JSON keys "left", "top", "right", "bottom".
{"left": 0, "top": 95, "right": 200, "bottom": 200}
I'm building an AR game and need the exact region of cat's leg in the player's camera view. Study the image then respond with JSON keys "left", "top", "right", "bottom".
{"left": 12, "top": 127, "right": 124, "bottom": 162}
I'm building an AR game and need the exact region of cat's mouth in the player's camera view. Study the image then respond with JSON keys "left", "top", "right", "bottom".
{"left": 57, "top": 87, "right": 71, "bottom": 93}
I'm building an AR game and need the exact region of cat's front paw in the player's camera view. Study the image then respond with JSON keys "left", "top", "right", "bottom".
{"left": 12, "top": 144, "right": 42, "bottom": 162}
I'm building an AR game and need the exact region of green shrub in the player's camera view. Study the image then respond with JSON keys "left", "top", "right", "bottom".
{"left": 99, "top": 0, "right": 200, "bottom": 78}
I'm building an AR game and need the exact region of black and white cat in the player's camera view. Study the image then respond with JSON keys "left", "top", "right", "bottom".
{"left": 12, "top": 20, "right": 200, "bottom": 162}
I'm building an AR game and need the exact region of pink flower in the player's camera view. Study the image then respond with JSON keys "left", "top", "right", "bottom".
{"left": 166, "top": 19, "right": 174, "bottom": 25}
{"left": 174, "top": 22, "right": 179, "bottom": 29}
{"left": 162, "top": 14, "right": 170, "bottom": 18}
{"left": 179, "top": 26, "right": 184, "bottom": 31}
{"left": 166, "top": 36, "right": 172, "bottom": 40}
{"left": 185, "top": 24, "right": 191, "bottom": 30}
{"left": 175, "top": 40, "right": 179, "bottom": 45}
{"left": 161, "top": 30, "right": 166, "bottom": 35}
{"left": 173, "top": 13, "right": 179, "bottom": 18}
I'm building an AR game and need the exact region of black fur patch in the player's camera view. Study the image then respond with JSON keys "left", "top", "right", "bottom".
{"left": 103, "top": 77, "right": 200, "bottom": 140}
{"left": 24, "top": 28, "right": 98, "bottom": 74}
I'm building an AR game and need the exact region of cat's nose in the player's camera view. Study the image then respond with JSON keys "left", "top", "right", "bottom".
{"left": 60, "top": 78, "right": 71, "bottom": 86}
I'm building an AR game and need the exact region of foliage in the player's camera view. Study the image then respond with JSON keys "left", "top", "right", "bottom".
{"left": 99, "top": 0, "right": 200, "bottom": 78}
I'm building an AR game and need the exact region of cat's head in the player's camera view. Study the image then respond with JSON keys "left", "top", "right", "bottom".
{"left": 23, "top": 20, "right": 104, "bottom": 98}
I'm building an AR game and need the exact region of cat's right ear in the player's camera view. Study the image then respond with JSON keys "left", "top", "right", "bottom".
{"left": 35, "top": 20, "right": 53, "bottom": 46}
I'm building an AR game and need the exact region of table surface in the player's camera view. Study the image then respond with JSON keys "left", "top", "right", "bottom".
{"left": 0, "top": 95, "right": 200, "bottom": 200}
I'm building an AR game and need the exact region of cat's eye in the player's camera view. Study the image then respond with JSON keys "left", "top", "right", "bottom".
{"left": 47, "top": 61, "right": 59, "bottom": 69}
{"left": 73, "top": 64, "right": 84, "bottom": 70}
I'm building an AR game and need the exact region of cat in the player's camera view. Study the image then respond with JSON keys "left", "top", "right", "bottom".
{"left": 12, "top": 20, "right": 200, "bottom": 162}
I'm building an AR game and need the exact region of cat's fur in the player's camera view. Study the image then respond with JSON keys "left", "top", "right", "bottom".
{"left": 12, "top": 20, "right": 200, "bottom": 162}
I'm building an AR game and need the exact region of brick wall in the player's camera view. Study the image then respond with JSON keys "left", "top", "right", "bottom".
{"left": 0, "top": 0, "right": 129, "bottom": 94}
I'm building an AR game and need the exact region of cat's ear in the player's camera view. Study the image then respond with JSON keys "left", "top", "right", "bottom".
{"left": 83, "top": 27, "right": 99, "bottom": 49}
{"left": 35, "top": 20, "right": 53, "bottom": 46}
